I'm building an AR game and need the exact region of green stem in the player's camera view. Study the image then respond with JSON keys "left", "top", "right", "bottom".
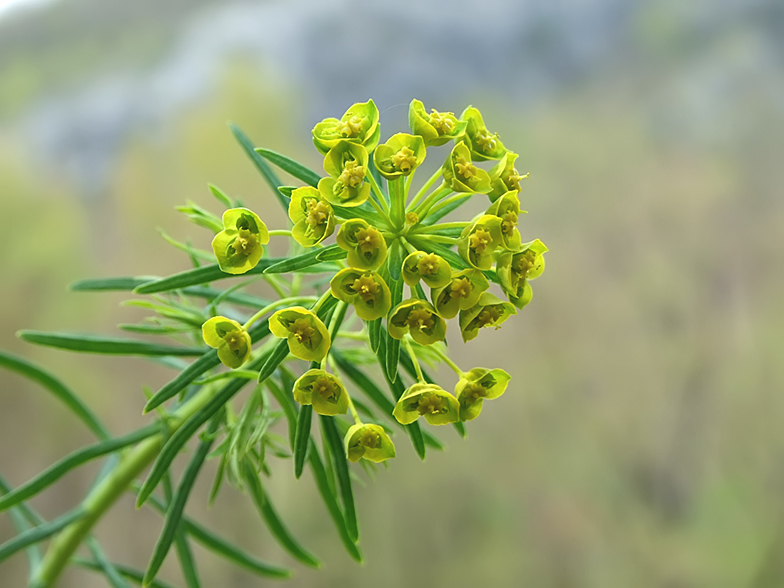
{"left": 365, "top": 173, "right": 390, "bottom": 215}
{"left": 267, "top": 229, "right": 293, "bottom": 237}
{"left": 402, "top": 338, "right": 425, "bottom": 383}
{"left": 431, "top": 345, "right": 465, "bottom": 377}
{"left": 413, "top": 185, "right": 451, "bottom": 217}
{"left": 423, "top": 235, "right": 458, "bottom": 245}
{"left": 366, "top": 195, "right": 391, "bottom": 225}
{"left": 398, "top": 236, "right": 417, "bottom": 255}
{"left": 242, "top": 296, "right": 317, "bottom": 330}
{"left": 389, "top": 178, "right": 406, "bottom": 229}
{"left": 263, "top": 275, "right": 288, "bottom": 299}
{"left": 345, "top": 390, "right": 363, "bottom": 426}
{"left": 311, "top": 289, "right": 333, "bottom": 314}
{"left": 411, "top": 221, "right": 470, "bottom": 233}
{"left": 424, "top": 193, "right": 470, "bottom": 220}
{"left": 32, "top": 385, "right": 219, "bottom": 587}
{"left": 408, "top": 168, "right": 442, "bottom": 209}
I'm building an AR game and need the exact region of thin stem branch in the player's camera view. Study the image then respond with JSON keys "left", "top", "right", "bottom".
{"left": 267, "top": 229, "right": 293, "bottom": 237}
{"left": 242, "top": 296, "right": 317, "bottom": 330}
{"left": 402, "top": 338, "right": 425, "bottom": 383}
{"left": 365, "top": 173, "right": 390, "bottom": 215}
{"left": 431, "top": 345, "right": 465, "bottom": 377}
{"left": 408, "top": 168, "right": 442, "bottom": 209}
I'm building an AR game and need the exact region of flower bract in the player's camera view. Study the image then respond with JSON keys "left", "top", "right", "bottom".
{"left": 401, "top": 251, "right": 452, "bottom": 289}
{"left": 486, "top": 191, "right": 523, "bottom": 250}
{"left": 292, "top": 369, "right": 349, "bottom": 416}
{"left": 460, "top": 106, "right": 506, "bottom": 161}
{"left": 488, "top": 151, "right": 527, "bottom": 202}
{"left": 459, "top": 292, "right": 517, "bottom": 342}
{"left": 458, "top": 215, "right": 503, "bottom": 270}
{"left": 289, "top": 186, "right": 335, "bottom": 247}
{"left": 393, "top": 382, "right": 460, "bottom": 426}
{"left": 496, "top": 238, "right": 548, "bottom": 308}
{"left": 312, "top": 99, "right": 381, "bottom": 154}
{"left": 269, "top": 306, "right": 331, "bottom": 362}
{"left": 455, "top": 368, "right": 511, "bottom": 421}
{"left": 373, "top": 133, "right": 426, "bottom": 180}
{"left": 336, "top": 219, "right": 388, "bottom": 270}
{"left": 442, "top": 142, "right": 492, "bottom": 194}
{"left": 431, "top": 269, "right": 490, "bottom": 319}
{"left": 212, "top": 208, "right": 269, "bottom": 274}
{"left": 330, "top": 268, "right": 391, "bottom": 321}
{"left": 202, "top": 316, "right": 252, "bottom": 368}
{"left": 344, "top": 423, "right": 396, "bottom": 463}
{"left": 318, "top": 141, "right": 371, "bottom": 208}
{"left": 408, "top": 99, "right": 467, "bottom": 146}
{"left": 388, "top": 299, "right": 446, "bottom": 345}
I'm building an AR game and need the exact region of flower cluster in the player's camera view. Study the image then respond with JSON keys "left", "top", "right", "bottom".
{"left": 204, "top": 98, "right": 547, "bottom": 465}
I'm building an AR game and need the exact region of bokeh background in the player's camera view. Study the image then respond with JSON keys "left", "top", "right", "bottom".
{"left": 1, "top": 0, "right": 783, "bottom": 586}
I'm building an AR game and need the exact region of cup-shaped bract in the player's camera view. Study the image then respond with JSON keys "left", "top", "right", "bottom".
{"left": 388, "top": 299, "right": 447, "bottom": 346}
{"left": 212, "top": 208, "right": 269, "bottom": 275}
{"left": 344, "top": 423, "right": 396, "bottom": 463}
{"left": 336, "top": 219, "right": 388, "bottom": 270}
{"left": 202, "top": 316, "right": 252, "bottom": 369}
{"left": 312, "top": 99, "right": 381, "bottom": 154}
{"left": 269, "top": 307, "right": 331, "bottom": 362}
{"left": 486, "top": 191, "right": 523, "bottom": 251}
{"left": 460, "top": 106, "right": 506, "bottom": 161}
{"left": 401, "top": 251, "right": 452, "bottom": 289}
{"left": 496, "top": 238, "right": 548, "bottom": 308}
{"left": 441, "top": 142, "right": 492, "bottom": 194}
{"left": 488, "top": 151, "right": 527, "bottom": 202}
{"left": 330, "top": 268, "right": 391, "bottom": 321}
{"left": 393, "top": 383, "right": 460, "bottom": 426}
{"left": 459, "top": 293, "right": 517, "bottom": 342}
{"left": 292, "top": 369, "right": 349, "bottom": 416}
{"left": 288, "top": 186, "right": 335, "bottom": 247}
{"left": 431, "top": 269, "right": 490, "bottom": 319}
{"left": 373, "top": 133, "right": 426, "bottom": 180}
{"left": 455, "top": 368, "right": 511, "bottom": 421}
{"left": 318, "top": 141, "right": 371, "bottom": 208}
{"left": 458, "top": 215, "right": 503, "bottom": 270}
{"left": 408, "top": 99, "right": 467, "bottom": 146}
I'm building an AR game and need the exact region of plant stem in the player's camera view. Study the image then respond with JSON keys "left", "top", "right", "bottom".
{"left": 365, "top": 173, "right": 390, "bottom": 216}
{"left": 431, "top": 345, "right": 465, "bottom": 377}
{"left": 242, "top": 296, "right": 317, "bottom": 330}
{"left": 423, "top": 193, "right": 470, "bottom": 220}
{"left": 413, "top": 185, "right": 451, "bottom": 218}
{"left": 32, "top": 385, "right": 219, "bottom": 587}
{"left": 267, "top": 230, "right": 293, "bottom": 237}
{"left": 411, "top": 221, "right": 470, "bottom": 233}
{"left": 408, "top": 168, "right": 442, "bottom": 209}
{"left": 398, "top": 236, "right": 417, "bottom": 255}
{"left": 402, "top": 338, "right": 425, "bottom": 383}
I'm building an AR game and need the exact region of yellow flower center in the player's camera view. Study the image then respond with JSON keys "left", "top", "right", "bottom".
{"left": 416, "top": 392, "right": 448, "bottom": 416}
{"left": 291, "top": 318, "right": 316, "bottom": 344}
{"left": 506, "top": 168, "right": 524, "bottom": 188}
{"left": 469, "top": 228, "right": 493, "bottom": 255}
{"left": 406, "top": 308, "right": 435, "bottom": 331}
{"left": 313, "top": 375, "right": 338, "bottom": 402}
{"left": 450, "top": 277, "right": 472, "bottom": 299}
{"left": 501, "top": 211, "right": 518, "bottom": 235}
{"left": 223, "top": 331, "right": 246, "bottom": 353}
{"left": 357, "top": 428, "right": 381, "bottom": 449}
{"left": 428, "top": 109, "right": 455, "bottom": 135}
{"left": 454, "top": 155, "right": 477, "bottom": 179}
{"left": 306, "top": 199, "right": 330, "bottom": 227}
{"left": 475, "top": 306, "right": 503, "bottom": 328}
{"left": 512, "top": 251, "right": 536, "bottom": 277}
{"left": 463, "top": 382, "right": 487, "bottom": 402}
{"left": 416, "top": 253, "right": 440, "bottom": 276}
{"left": 233, "top": 228, "right": 259, "bottom": 256}
{"left": 356, "top": 227, "right": 383, "bottom": 252}
{"left": 405, "top": 212, "right": 419, "bottom": 225}
{"left": 475, "top": 129, "right": 498, "bottom": 152}
{"left": 338, "top": 159, "right": 366, "bottom": 189}
{"left": 351, "top": 274, "right": 380, "bottom": 302}
{"left": 391, "top": 146, "right": 417, "bottom": 173}
{"left": 337, "top": 115, "right": 364, "bottom": 137}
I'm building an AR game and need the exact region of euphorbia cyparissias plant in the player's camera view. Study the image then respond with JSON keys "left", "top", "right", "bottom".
{"left": 0, "top": 97, "right": 547, "bottom": 587}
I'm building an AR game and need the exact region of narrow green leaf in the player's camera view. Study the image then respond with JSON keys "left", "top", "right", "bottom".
{"left": 0, "top": 350, "right": 109, "bottom": 441}
{"left": 240, "top": 459, "right": 320, "bottom": 568}
{"left": 17, "top": 331, "right": 206, "bottom": 357}
{"left": 73, "top": 557, "right": 178, "bottom": 588}
{"left": 0, "top": 506, "right": 85, "bottom": 564}
{"left": 173, "top": 529, "right": 200, "bottom": 588}
{"left": 144, "top": 416, "right": 219, "bottom": 587}
{"left": 384, "top": 268, "right": 402, "bottom": 384}
{"left": 320, "top": 416, "right": 358, "bottom": 542}
{"left": 0, "top": 424, "right": 160, "bottom": 513}
{"left": 387, "top": 238, "right": 403, "bottom": 282}
{"left": 266, "top": 379, "right": 297, "bottom": 451}
{"left": 143, "top": 320, "right": 270, "bottom": 414}
{"left": 228, "top": 123, "right": 287, "bottom": 210}
{"left": 264, "top": 245, "right": 345, "bottom": 274}
{"left": 367, "top": 152, "right": 388, "bottom": 205}
{"left": 366, "top": 318, "right": 381, "bottom": 353}
{"left": 0, "top": 478, "right": 41, "bottom": 579}
{"left": 86, "top": 537, "right": 130, "bottom": 588}
{"left": 420, "top": 194, "right": 470, "bottom": 225}
{"left": 277, "top": 186, "right": 295, "bottom": 198}
{"left": 254, "top": 148, "right": 322, "bottom": 187}
{"left": 307, "top": 440, "right": 363, "bottom": 563}
{"left": 207, "top": 184, "right": 233, "bottom": 208}
{"left": 293, "top": 405, "right": 312, "bottom": 479}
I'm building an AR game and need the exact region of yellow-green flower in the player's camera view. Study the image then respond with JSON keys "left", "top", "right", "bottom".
{"left": 344, "top": 423, "right": 396, "bottom": 463}
{"left": 496, "top": 239, "right": 548, "bottom": 308}
{"left": 269, "top": 307, "right": 331, "bottom": 362}
{"left": 455, "top": 368, "right": 511, "bottom": 421}
{"left": 408, "top": 99, "right": 467, "bottom": 146}
{"left": 431, "top": 269, "right": 490, "bottom": 319}
{"left": 373, "top": 133, "right": 426, "bottom": 180}
{"left": 202, "top": 316, "right": 252, "bottom": 369}
{"left": 212, "top": 208, "right": 269, "bottom": 274}
{"left": 401, "top": 251, "right": 452, "bottom": 289}
{"left": 288, "top": 186, "right": 335, "bottom": 247}
{"left": 460, "top": 106, "right": 506, "bottom": 161}
{"left": 441, "top": 142, "right": 492, "bottom": 194}
{"left": 486, "top": 191, "right": 523, "bottom": 250}
{"left": 335, "top": 219, "right": 388, "bottom": 270}
{"left": 458, "top": 215, "right": 503, "bottom": 270}
{"left": 459, "top": 293, "right": 517, "bottom": 342}
{"left": 292, "top": 369, "right": 348, "bottom": 416}
{"left": 318, "top": 140, "right": 371, "bottom": 208}
{"left": 388, "top": 299, "right": 446, "bottom": 346}
{"left": 330, "top": 268, "right": 391, "bottom": 321}
{"left": 393, "top": 383, "right": 460, "bottom": 426}
{"left": 488, "top": 151, "right": 527, "bottom": 202}
{"left": 312, "top": 99, "right": 381, "bottom": 155}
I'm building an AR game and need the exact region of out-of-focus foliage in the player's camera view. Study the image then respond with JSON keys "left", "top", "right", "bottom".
{"left": 1, "top": 0, "right": 783, "bottom": 587}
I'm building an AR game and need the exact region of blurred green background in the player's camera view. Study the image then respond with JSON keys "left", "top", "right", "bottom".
{"left": 1, "top": 0, "right": 783, "bottom": 586}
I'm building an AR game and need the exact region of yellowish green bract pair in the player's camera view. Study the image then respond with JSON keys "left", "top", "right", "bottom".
{"left": 199, "top": 97, "right": 550, "bottom": 470}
